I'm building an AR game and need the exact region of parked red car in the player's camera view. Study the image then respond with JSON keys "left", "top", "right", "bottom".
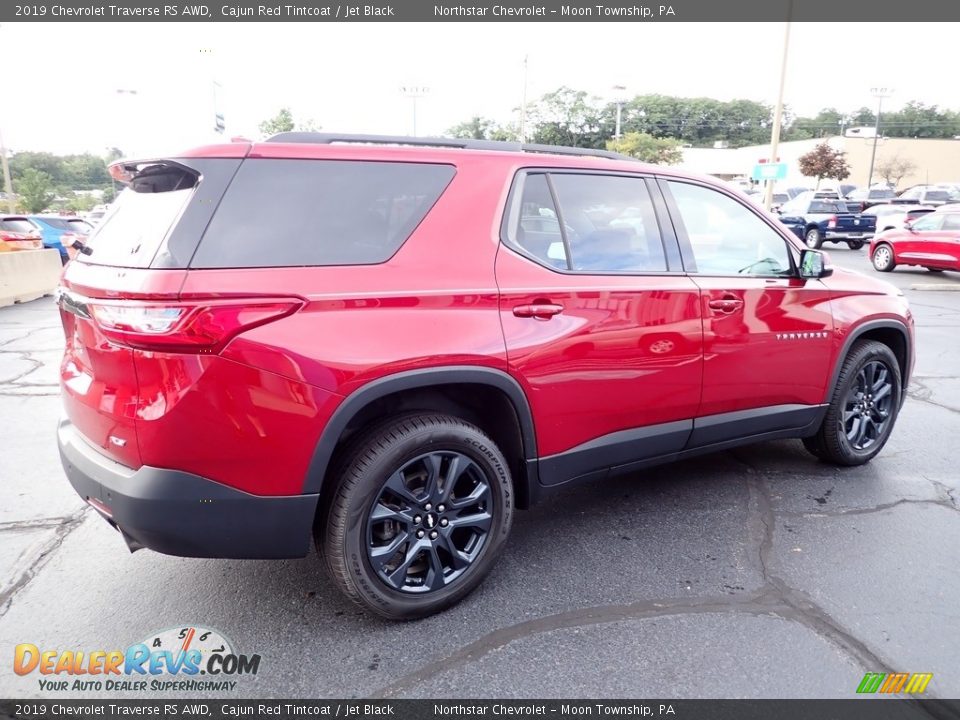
{"left": 57, "top": 134, "right": 915, "bottom": 619}
{"left": 870, "top": 206, "right": 960, "bottom": 273}
{"left": 0, "top": 215, "right": 43, "bottom": 252}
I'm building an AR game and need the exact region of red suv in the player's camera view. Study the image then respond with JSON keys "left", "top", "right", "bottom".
{"left": 57, "top": 134, "right": 915, "bottom": 619}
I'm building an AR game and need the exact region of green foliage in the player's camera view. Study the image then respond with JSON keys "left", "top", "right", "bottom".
{"left": 16, "top": 169, "right": 55, "bottom": 213}
{"left": 608, "top": 132, "right": 683, "bottom": 165}
{"left": 446, "top": 116, "right": 518, "bottom": 142}
{"left": 445, "top": 89, "right": 960, "bottom": 153}
{"left": 9, "top": 151, "right": 111, "bottom": 191}
{"left": 526, "top": 87, "right": 610, "bottom": 148}
{"left": 259, "top": 107, "right": 295, "bottom": 136}
{"left": 258, "top": 108, "right": 321, "bottom": 137}
{"left": 798, "top": 143, "right": 850, "bottom": 187}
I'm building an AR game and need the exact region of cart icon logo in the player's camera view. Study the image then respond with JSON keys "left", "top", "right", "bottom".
{"left": 857, "top": 672, "right": 933, "bottom": 694}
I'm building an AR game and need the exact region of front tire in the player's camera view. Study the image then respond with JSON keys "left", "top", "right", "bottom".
{"left": 322, "top": 414, "right": 514, "bottom": 620}
{"left": 872, "top": 243, "right": 896, "bottom": 272}
{"left": 803, "top": 340, "right": 902, "bottom": 466}
{"left": 805, "top": 228, "right": 823, "bottom": 249}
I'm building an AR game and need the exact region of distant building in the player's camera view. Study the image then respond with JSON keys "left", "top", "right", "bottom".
{"left": 679, "top": 136, "right": 960, "bottom": 189}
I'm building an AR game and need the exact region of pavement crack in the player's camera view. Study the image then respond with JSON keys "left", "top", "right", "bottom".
{"left": 372, "top": 589, "right": 787, "bottom": 699}
{"left": 779, "top": 497, "right": 959, "bottom": 518}
{"left": 0, "top": 508, "right": 88, "bottom": 618}
{"left": 0, "top": 515, "right": 83, "bottom": 532}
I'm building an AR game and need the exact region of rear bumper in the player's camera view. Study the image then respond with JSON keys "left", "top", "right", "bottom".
{"left": 58, "top": 418, "right": 318, "bottom": 559}
{"left": 825, "top": 230, "right": 872, "bottom": 241}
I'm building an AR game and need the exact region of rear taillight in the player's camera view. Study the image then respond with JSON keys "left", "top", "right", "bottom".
{"left": 827, "top": 215, "right": 837, "bottom": 228}
{"left": 85, "top": 298, "right": 302, "bottom": 353}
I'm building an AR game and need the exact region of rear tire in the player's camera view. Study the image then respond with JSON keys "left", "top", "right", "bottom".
{"left": 872, "top": 243, "right": 896, "bottom": 272}
{"left": 805, "top": 228, "right": 823, "bottom": 249}
{"left": 803, "top": 340, "right": 902, "bottom": 466}
{"left": 848, "top": 240, "right": 865, "bottom": 250}
{"left": 322, "top": 414, "right": 513, "bottom": 620}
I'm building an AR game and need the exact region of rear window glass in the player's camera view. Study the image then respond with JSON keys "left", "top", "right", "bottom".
{"left": 191, "top": 159, "right": 456, "bottom": 268}
{"left": 869, "top": 189, "right": 895, "bottom": 199}
{"left": 35, "top": 217, "right": 94, "bottom": 233}
{"left": 809, "top": 201, "right": 846, "bottom": 213}
{"left": 79, "top": 164, "right": 198, "bottom": 268}
{"left": 0, "top": 218, "right": 36, "bottom": 234}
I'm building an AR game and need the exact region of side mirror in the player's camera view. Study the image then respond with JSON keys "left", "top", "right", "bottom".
{"left": 903, "top": 221, "right": 915, "bottom": 232}
{"left": 799, "top": 249, "right": 833, "bottom": 279}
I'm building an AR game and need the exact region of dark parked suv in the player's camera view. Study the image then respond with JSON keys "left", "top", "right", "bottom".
{"left": 57, "top": 134, "right": 914, "bottom": 619}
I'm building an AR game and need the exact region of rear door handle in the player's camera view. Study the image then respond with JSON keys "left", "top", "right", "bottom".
{"left": 707, "top": 297, "right": 744, "bottom": 314}
{"left": 513, "top": 303, "right": 564, "bottom": 320}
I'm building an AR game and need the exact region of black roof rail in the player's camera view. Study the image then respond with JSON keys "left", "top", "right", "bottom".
{"left": 265, "top": 132, "right": 635, "bottom": 162}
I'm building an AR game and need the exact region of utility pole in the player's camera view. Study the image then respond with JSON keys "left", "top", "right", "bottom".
{"left": 612, "top": 84, "right": 627, "bottom": 149}
{"left": 764, "top": 2, "right": 792, "bottom": 212}
{"left": 866, "top": 87, "right": 892, "bottom": 189}
{"left": 0, "top": 126, "right": 13, "bottom": 213}
{"left": 519, "top": 55, "right": 529, "bottom": 143}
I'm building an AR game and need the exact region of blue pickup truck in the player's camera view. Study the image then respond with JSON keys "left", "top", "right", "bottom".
{"left": 777, "top": 192, "right": 877, "bottom": 250}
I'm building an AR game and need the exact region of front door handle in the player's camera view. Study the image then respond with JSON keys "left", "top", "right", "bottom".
{"left": 708, "top": 297, "right": 744, "bottom": 314}
{"left": 513, "top": 303, "right": 564, "bottom": 320}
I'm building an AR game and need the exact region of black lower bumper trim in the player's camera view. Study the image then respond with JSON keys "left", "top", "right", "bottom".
{"left": 58, "top": 419, "right": 318, "bottom": 559}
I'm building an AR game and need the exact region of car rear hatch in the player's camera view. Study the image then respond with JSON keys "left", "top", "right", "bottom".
{"left": 57, "top": 155, "right": 245, "bottom": 467}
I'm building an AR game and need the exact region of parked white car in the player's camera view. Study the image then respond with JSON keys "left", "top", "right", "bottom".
{"left": 863, "top": 204, "right": 937, "bottom": 233}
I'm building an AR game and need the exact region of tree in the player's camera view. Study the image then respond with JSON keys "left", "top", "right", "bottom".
{"left": 446, "top": 116, "right": 518, "bottom": 142}
{"left": 447, "top": 116, "right": 498, "bottom": 140}
{"left": 17, "top": 168, "right": 55, "bottom": 213}
{"left": 875, "top": 154, "right": 917, "bottom": 188}
{"left": 798, "top": 143, "right": 850, "bottom": 188}
{"left": 258, "top": 108, "right": 295, "bottom": 137}
{"left": 608, "top": 132, "right": 682, "bottom": 165}
{"left": 526, "top": 87, "right": 609, "bottom": 148}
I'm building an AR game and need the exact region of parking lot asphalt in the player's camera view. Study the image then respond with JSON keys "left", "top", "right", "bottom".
{"left": 1, "top": 249, "right": 958, "bottom": 699}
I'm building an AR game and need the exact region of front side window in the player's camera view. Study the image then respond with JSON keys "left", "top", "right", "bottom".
{"left": 667, "top": 181, "right": 792, "bottom": 277}
{"left": 939, "top": 214, "right": 960, "bottom": 231}
{"left": 911, "top": 214, "right": 944, "bottom": 232}
{"left": 506, "top": 172, "right": 667, "bottom": 273}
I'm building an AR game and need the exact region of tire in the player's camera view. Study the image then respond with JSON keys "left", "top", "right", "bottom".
{"left": 805, "top": 228, "right": 823, "bottom": 249}
{"left": 872, "top": 243, "right": 896, "bottom": 272}
{"left": 848, "top": 240, "right": 865, "bottom": 250}
{"left": 803, "top": 340, "right": 902, "bottom": 466}
{"left": 927, "top": 268, "right": 944, "bottom": 273}
{"left": 322, "top": 413, "right": 513, "bottom": 620}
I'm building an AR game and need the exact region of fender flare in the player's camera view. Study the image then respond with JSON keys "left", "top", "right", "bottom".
{"left": 824, "top": 319, "right": 912, "bottom": 405}
{"left": 301, "top": 366, "right": 538, "bottom": 495}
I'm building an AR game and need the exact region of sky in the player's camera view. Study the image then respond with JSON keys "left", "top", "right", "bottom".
{"left": 2, "top": 21, "right": 958, "bottom": 157}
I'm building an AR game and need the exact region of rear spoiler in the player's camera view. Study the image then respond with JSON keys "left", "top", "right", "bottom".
{"left": 108, "top": 159, "right": 200, "bottom": 191}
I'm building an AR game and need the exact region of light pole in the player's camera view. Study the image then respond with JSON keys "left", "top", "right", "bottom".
{"left": 400, "top": 85, "right": 429, "bottom": 137}
{"left": 764, "top": 2, "right": 792, "bottom": 212}
{"left": 0, "top": 127, "right": 14, "bottom": 213}
{"left": 116, "top": 88, "right": 139, "bottom": 157}
{"left": 866, "top": 87, "right": 892, "bottom": 189}
{"left": 612, "top": 84, "right": 627, "bottom": 149}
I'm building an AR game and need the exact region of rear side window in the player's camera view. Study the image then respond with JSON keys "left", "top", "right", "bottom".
{"left": 191, "top": 159, "right": 455, "bottom": 268}
{"left": 81, "top": 163, "right": 198, "bottom": 268}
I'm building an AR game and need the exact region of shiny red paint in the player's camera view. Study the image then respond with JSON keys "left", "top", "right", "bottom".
{"left": 59, "top": 141, "right": 915, "bottom": 500}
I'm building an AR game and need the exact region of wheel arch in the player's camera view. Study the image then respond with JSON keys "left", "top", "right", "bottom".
{"left": 825, "top": 320, "right": 911, "bottom": 406}
{"left": 303, "top": 366, "right": 540, "bottom": 508}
